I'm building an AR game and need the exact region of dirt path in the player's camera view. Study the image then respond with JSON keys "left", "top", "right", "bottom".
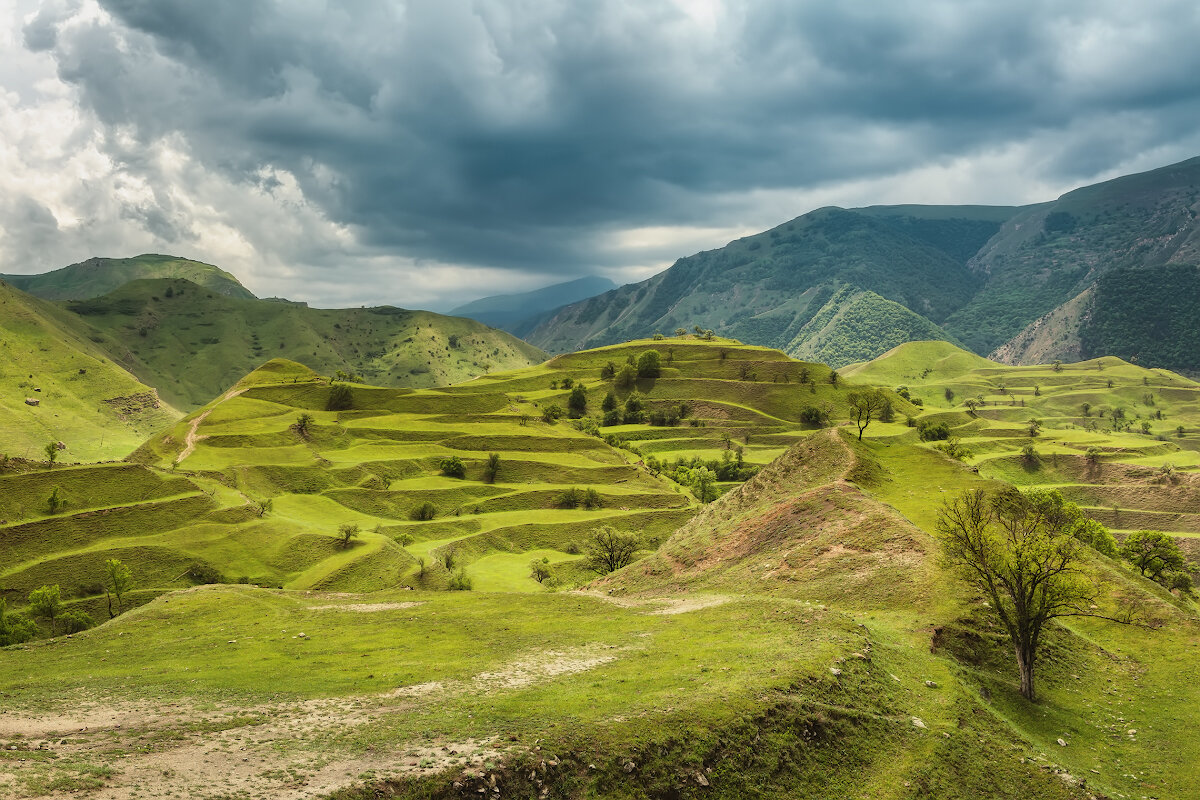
{"left": 174, "top": 387, "right": 247, "bottom": 465}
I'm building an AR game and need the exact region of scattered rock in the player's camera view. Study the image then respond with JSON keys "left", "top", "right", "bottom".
{"left": 623, "top": 761, "right": 636, "bottom": 773}
{"left": 924, "top": 680, "right": 938, "bottom": 688}
{"left": 1057, "top": 738, "right": 1067, "bottom": 747}
{"left": 829, "top": 668, "right": 842, "bottom": 676}
{"left": 911, "top": 717, "right": 926, "bottom": 729}
{"left": 695, "top": 773, "right": 710, "bottom": 787}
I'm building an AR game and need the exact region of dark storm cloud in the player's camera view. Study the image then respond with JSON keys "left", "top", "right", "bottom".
{"left": 30, "top": 0, "right": 1200, "bottom": 276}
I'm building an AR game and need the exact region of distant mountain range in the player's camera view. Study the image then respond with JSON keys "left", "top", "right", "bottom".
{"left": 449, "top": 275, "right": 617, "bottom": 336}
{"left": 528, "top": 157, "right": 1200, "bottom": 373}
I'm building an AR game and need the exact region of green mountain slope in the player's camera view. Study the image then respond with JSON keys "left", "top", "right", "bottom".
{"left": 0, "top": 280, "right": 181, "bottom": 462}
{"left": 784, "top": 287, "right": 960, "bottom": 367}
{"left": 1, "top": 254, "right": 255, "bottom": 301}
{"left": 950, "top": 157, "right": 1200, "bottom": 357}
{"left": 64, "top": 278, "right": 548, "bottom": 409}
{"left": 528, "top": 205, "right": 1015, "bottom": 359}
{"left": 529, "top": 156, "right": 1200, "bottom": 374}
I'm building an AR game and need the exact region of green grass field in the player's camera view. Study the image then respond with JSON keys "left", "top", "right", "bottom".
{"left": 4, "top": 335, "right": 1200, "bottom": 799}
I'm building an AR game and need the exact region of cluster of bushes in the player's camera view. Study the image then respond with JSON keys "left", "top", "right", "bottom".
{"left": 645, "top": 450, "right": 757, "bottom": 502}
{"left": 555, "top": 487, "right": 603, "bottom": 509}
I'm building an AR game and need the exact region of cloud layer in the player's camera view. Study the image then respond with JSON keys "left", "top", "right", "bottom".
{"left": 3, "top": 0, "right": 1200, "bottom": 307}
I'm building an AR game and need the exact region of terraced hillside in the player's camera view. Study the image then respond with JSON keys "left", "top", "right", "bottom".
{"left": 0, "top": 337, "right": 909, "bottom": 619}
{"left": 3, "top": 427, "right": 1197, "bottom": 800}
{"left": 845, "top": 340, "right": 1200, "bottom": 568}
{"left": 0, "top": 280, "right": 181, "bottom": 462}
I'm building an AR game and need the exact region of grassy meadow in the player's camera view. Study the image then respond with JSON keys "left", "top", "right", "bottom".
{"left": 3, "top": 335, "right": 1200, "bottom": 799}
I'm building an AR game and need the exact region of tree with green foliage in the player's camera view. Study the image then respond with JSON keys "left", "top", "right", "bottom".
{"left": 567, "top": 385, "right": 588, "bottom": 418}
{"left": 326, "top": 383, "right": 353, "bottom": 411}
{"left": 674, "top": 328, "right": 687, "bottom": 337}
{"left": 636, "top": 349, "right": 661, "bottom": 378}
{"left": 689, "top": 467, "right": 719, "bottom": 503}
{"left": 944, "top": 387, "right": 955, "bottom": 403}
{"left": 934, "top": 437, "right": 973, "bottom": 462}
{"left": 1027, "top": 418, "right": 1043, "bottom": 437}
{"left": 337, "top": 523, "right": 360, "bottom": 548}
{"left": 104, "top": 557, "right": 133, "bottom": 618}
{"left": 28, "top": 584, "right": 63, "bottom": 636}
{"left": 44, "top": 441, "right": 59, "bottom": 467}
{"left": 600, "top": 361, "right": 617, "bottom": 379}
{"left": 46, "top": 486, "right": 65, "bottom": 514}
{"left": 846, "top": 388, "right": 887, "bottom": 440}
{"left": 1020, "top": 442, "right": 1039, "bottom": 466}
{"left": 529, "top": 557, "right": 553, "bottom": 583}
{"left": 1178, "top": 425, "right": 1186, "bottom": 438}
{"left": 614, "top": 363, "right": 637, "bottom": 389}
{"left": 623, "top": 392, "right": 645, "bottom": 424}
{"left": 798, "top": 405, "right": 828, "bottom": 427}
{"left": 541, "top": 404, "right": 564, "bottom": 423}
{"left": 440, "top": 455, "right": 466, "bottom": 478}
{"left": 828, "top": 371, "right": 839, "bottom": 387}
{"left": 965, "top": 397, "right": 979, "bottom": 414}
{"left": 585, "top": 527, "right": 639, "bottom": 574}
{"left": 0, "top": 598, "right": 38, "bottom": 646}
{"left": 294, "top": 412, "right": 314, "bottom": 437}
{"left": 1120, "top": 530, "right": 1185, "bottom": 581}
{"left": 1080, "top": 402, "right": 1091, "bottom": 417}
{"left": 483, "top": 453, "right": 501, "bottom": 484}
{"left": 936, "top": 488, "right": 1099, "bottom": 701}
{"left": 186, "top": 562, "right": 223, "bottom": 584}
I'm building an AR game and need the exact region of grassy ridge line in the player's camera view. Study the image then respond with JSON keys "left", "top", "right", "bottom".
{"left": 61, "top": 277, "right": 548, "bottom": 409}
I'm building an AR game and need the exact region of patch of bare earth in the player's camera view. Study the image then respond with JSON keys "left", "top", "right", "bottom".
{"left": 0, "top": 643, "right": 627, "bottom": 800}
{"left": 308, "top": 602, "right": 424, "bottom": 612}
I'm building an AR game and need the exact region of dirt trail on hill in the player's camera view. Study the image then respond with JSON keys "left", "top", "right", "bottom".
{"left": 175, "top": 387, "right": 247, "bottom": 465}
{"left": 0, "top": 641, "right": 630, "bottom": 800}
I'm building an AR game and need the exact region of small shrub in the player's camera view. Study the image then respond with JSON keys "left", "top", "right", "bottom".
{"left": 556, "top": 487, "right": 584, "bottom": 509}
{"left": 186, "top": 562, "right": 223, "bottom": 585}
{"left": 541, "top": 404, "right": 564, "bottom": 423}
{"left": 917, "top": 421, "right": 950, "bottom": 441}
{"left": 448, "top": 567, "right": 473, "bottom": 591}
{"left": 326, "top": 383, "right": 353, "bottom": 411}
{"left": 440, "top": 456, "right": 466, "bottom": 478}
{"left": 411, "top": 501, "right": 438, "bottom": 521}
{"left": 60, "top": 610, "right": 95, "bottom": 634}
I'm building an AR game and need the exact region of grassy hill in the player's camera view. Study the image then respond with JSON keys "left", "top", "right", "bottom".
{"left": 846, "top": 340, "right": 1200, "bottom": 568}
{"left": 3, "top": 411, "right": 1197, "bottom": 798}
{"left": 62, "top": 277, "right": 548, "bottom": 409}
{"left": 0, "top": 254, "right": 255, "bottom": 301}
{"left": 0, "top": 280, "right": 181, "bottom": 462}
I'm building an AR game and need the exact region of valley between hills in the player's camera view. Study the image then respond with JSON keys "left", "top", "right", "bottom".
{"left": 3, "top": 162, "right": 1200, "bottom": 799}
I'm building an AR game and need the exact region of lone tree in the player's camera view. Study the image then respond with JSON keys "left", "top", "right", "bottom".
{"left": 1120, "top": 530, "right": 1185, "bottom": 581}
{"left": 567, "top": 385, "right": 588, "bottom": 418}
{"left": 28, "top": 584, "right": 64, "bottom": 636}
{"left": 483, "top": 452, "right": 501, "bottom": 484}
{"left": 636, "top": 349, "right": 661, "bottom": 378}
{"left": 846, "top": 388, "right": 888, "bottom": 440}
{"left": 103, "top": 557, "right": 133, "bottom": 618}
{"left": 337, "top": 523, "right": 360, "bottom": 548}
{"left": 326, "top": 383, "right": 353, "bottom": 411}
{"left": 585, "top": 527, "right": 640, "bottom": 574}
{"left": 44, "top": 441, "right": 59, "bottom": 467}
{"left": 936, "top": 488, "right": 1101, "bottom": 701}
{"left": 294, "top": 412, "right": 314, "bottom": 437}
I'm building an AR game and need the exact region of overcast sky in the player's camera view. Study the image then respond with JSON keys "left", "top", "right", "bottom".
{"left": 3, "top": 0, "right": 1200, "bottom": 310}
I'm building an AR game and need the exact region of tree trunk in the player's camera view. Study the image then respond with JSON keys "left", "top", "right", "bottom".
{"left": 1016, "top": 644, "right": 1035, "bottom": 701}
